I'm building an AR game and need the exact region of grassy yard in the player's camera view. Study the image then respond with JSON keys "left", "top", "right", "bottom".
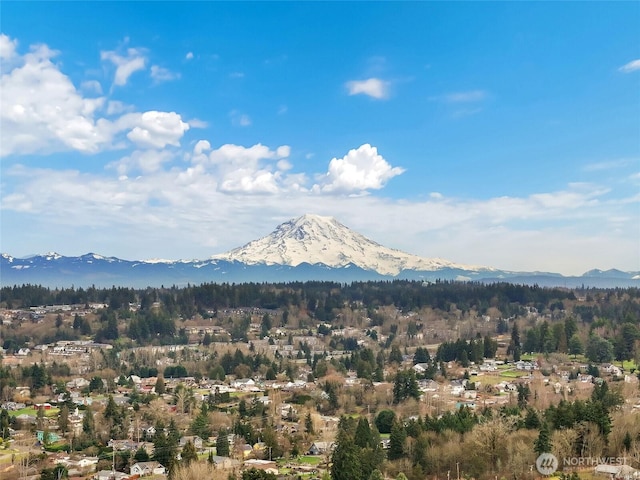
{"left": 8, "top": 407, "right": 59, "bottom": 418}
{"left": 297, "top": 456, "right": 322, "bottom": 465}
{"left": 500, "top": 370, "right": 529, "bottom": 378}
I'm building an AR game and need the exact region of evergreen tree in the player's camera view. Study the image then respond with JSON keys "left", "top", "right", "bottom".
{"left": 354, "top": 417, "right": 373, "bottom": 449}
{"left": 216, "top": 430, "right": 229, "bottom": 457}
{"left": 305, "top": 412, "right": 314, "bottom": 434}
{"left": 534, "top": 422, "right": 552, "bottom": 455}
{"left": 509, "top": 322, "right": 521, "bottom": 361}
{"left": 155, "top": 376, "right": 166, "bottom": 395}
{"left": 524, "top": 408, "right": 541, "bottom": 430}
{"left": 393, "top": 370, "right": 420, "bottom": 403}
{"left": 58, "top": 405, "right": 69, "bottom": 434}
{"left": 331, "top": 427, "right": 362, "bottom": 480}
{"left": 389, "top": 345, "right": 403, "bottom": 364}
{"left": 134, "top": 446, "right": 150, "bottom": 462}
{"left": 0, "top": 410, "right": 10, "bottom": 440}
{"left": 413, "top": 347, "right": 430, "bottom": 364}
{"left": 82, "top": 407, "right": 95, "bottom": 436}
{"left": 190, "top": 404, "right": 212, "bottom": 440}
{"left": 104, "top": 395, "right": 119, "bottom": 422}
{"left": 388, "top": 421, "right": 406, "bottom": 461}
{"left": 181, "top": 440, "right": 198, "bottom": 465}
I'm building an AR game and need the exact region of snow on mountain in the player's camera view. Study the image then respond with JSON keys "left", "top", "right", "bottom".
{"left": 212, "top": 214, "right": 490, "bottom": 276}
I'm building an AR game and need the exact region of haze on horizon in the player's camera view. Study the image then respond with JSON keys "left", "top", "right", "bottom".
{"left": 0, "top": 2, "right": 639, "bottom": 277}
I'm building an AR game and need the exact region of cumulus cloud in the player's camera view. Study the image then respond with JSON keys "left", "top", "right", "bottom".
{"left": 345, "top": 78, "right": 389, "bottom": 99}
{"left": 193, "top": 140, "right": 211, "bottom": 156}
{"left": 150, "top": 65, "right": 180, "bottom": 83}
{"left": 0, "top": 36, "right": 190, "bottom": 156}
{"left": 619, "top": 59, "right": 640, "bottom": 73}
{"left": 106, "top": 100, "right": 132, "bottom": 116}
{"left": 101, "top": 47, "right": 147, "bottom": 87}
{"left": 0, "top": 34, "right": 17, "bottom": 60}
{"left": 0, "top": 40, "right": 112, "bottom": 156}
{"left": 125, "top": 111, "right": 190, "bottom": 149}
{"left": 315, "top": 144, "right": 405, "bottom": 193}
{"left": 185, "top": 51, "right": 194, "bottom": 60}
{"left": 201, "top": 143, "right": 292, "bottom": 194}
{"left": 109, "top": 149, "right": 176, "bottom": 175}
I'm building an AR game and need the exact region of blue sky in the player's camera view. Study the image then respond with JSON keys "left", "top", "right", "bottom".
{"left": 1, "top": 2, "right": 639, "bottom": 275}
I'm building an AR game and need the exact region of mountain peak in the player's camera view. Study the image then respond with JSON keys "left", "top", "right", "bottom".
{"left": 213, "top": 214, "right": 485, "bottom": 275}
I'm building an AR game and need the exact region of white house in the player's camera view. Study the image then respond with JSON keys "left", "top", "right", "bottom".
{"left": 130, "top": 461, "right": 167, "bottom": 476}
{"left": 95, "top": 471, "right": 129, "bottom": 480}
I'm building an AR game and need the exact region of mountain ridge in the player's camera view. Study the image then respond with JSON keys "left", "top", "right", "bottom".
{"left": 1, "top": 214, "right": 638, "bottom": 288}
{"left": 211, "top": 214, "right": 492, "bottom": 276}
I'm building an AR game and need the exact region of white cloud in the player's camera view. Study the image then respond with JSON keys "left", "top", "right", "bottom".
{"left": 109, "top": 149, "right": 176, "bottom": 175}
{"left": 100, "top": 47, "right": 147, "bottom": 87}
{"left": 193, "top": 140, "right": 211, "bottom": 156}
{"left": 202, "top": 143, "right": 292, "bottom": 194}
{"left": 106, "top": 100, "right": 132, "bottom": 116}
{"left": 0, "top": 41, "right": 112, "bottom": 156}
{"left": 583, "top": 158, "right": 634, "bottom": 172}
{"left": 345, "top": 78, "right": 390, "bottom": 99}
{"left": 2, "top": 162, "right": 637, "bottom": 274}
{"left": 619, "top": 59, "right": 640, "bottom": 73}
{"left": 315, "top": 144, "right": 405, "bottom": 193}
{"left": 188, "top": 118, "right": 208, "bottom": 128}
{"left": 125, "top": 111, "right": 190, "bottom": 149}
{"left": 80, "top": 80, "right": 103, "bottom": 94}
{"left": 0, "top": 34, "right": 17, "bottom": 60}
{"left": 150, "top": 65, "right": 180, "bottom": 83}
{"left": 185, "top": 51, "right": 194, "bottom": 60}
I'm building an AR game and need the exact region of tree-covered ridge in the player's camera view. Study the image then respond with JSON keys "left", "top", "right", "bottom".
{"left": 1, "top": 280, "right": 592, "bottom": 314}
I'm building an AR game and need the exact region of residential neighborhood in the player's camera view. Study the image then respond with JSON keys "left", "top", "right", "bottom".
{"left": 1, "top": 282, "right": 639, "bottom": 480}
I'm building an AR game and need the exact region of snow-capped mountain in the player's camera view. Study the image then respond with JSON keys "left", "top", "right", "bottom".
{"left": 212, "top": 214, "right": 490, "bottom": 276}
{"left": 1, "top": 214, "right": 638, "bottom": 288}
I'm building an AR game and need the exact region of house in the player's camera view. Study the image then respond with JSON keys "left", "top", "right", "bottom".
{"left": 208, "top": 455, "right": 241, "bottom": 469}
{"left": 602, "top": 364, "right": 622, "bottom": 376}
{"left": 308, "top": 441, "right": 335, "bottom": 455}
{"left": 594, "top": 464, "right": 639, "bottom": 480}
{"left": 412, "top": 363, "right": 430, "bottom": 374}
{"left": 130, "top": 461, "right": 167, "bottom": 476}
{"left": 95, "top": 471, "right": 129, "bottom": 480}
{"left": 179, "top": 435, "right": 203, "bottom": 450}
{"left": 244, "top": 459, "right": 278, "bottom": 474}
{"left": 232, "top": 378, "right": 258, "bottom": 391}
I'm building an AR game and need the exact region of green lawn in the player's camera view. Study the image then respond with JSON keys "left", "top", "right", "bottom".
{"left": 297, "top": 456, "right": 322, "bottom": 465}
{"left": 9, "top": 407, "right": 59, "bottom": 417}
